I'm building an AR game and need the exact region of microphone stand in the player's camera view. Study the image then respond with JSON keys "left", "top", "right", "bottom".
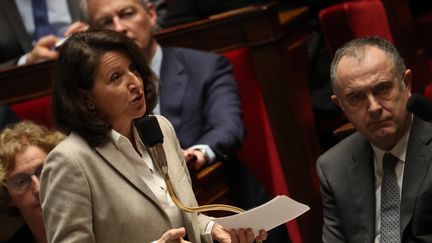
{"left": 164, "top": 168, "right": 244, "bottom": 214}
{"left": 147, "top": 146, "right": 263, "bottom": 242}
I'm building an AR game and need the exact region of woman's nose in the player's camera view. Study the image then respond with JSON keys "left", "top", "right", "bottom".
{"left": 127, "top": 74, "right": 142, "bottom": 90}
{"left": 31, "top": 175, "right": 40, "bottom": 194}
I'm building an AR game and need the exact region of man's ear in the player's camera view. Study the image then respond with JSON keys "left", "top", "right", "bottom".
{"left": 404, "top": 69, "right": 412, "bottom": 92}
{"left": 331, "top": 94, "right": 344, "bottom": 111}
{"left": 146, "top": 1, "right": 158, "bottom": 29}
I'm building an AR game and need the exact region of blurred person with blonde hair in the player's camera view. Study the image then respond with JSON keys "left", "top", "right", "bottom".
{"left": 0, "top": 121, "right": 64, "bottom": 243}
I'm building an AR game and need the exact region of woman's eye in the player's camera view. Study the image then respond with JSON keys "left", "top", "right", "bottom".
{"left": 110, "top": 73, "right": 121, "bottom": 82}
{"left": 11, "top": 175, "right": 29, "bottom": 187}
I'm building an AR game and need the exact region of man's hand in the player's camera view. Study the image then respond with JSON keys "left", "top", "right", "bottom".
{"left": 157, "top": 227, "right": 190, "bottom": 243}
{"left": 183, "top": 148, "right": 206, "bottom": 170}
{"left": 26, "top": 35, "right": 59, "bottom": 64}
{"left": 26, "top": 21, "right": 90, "bottom": 65}
{"left": 211, "top": 223, "right": 267, "bottom": 243}
{"left": 64, "top": 21, "right": 89, "bottom": 36}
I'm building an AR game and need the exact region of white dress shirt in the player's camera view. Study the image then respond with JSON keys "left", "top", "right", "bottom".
{"left": 109, "top": 127, "right": 184, "bottom": 229}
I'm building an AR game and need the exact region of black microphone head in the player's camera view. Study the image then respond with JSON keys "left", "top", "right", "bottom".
{"left": 406, "top": 93, "right": 432, "bottom": 121}
{"left": 134, "top": 116, "right": 164, "bottom": 147}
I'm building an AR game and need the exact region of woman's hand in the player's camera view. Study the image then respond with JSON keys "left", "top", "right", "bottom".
{"left": 157, "top": 227, "right": 191, "bottom": 243}
{"left": 211, "top": 223, "right": 267, "bottom": 243}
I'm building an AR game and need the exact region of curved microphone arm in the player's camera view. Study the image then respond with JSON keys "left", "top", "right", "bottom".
{"left": 163, "top": 173, "right": 244, "bottom": 214}
{"left": 136, "top": 116, "right": 264, "bottom": 242}
{"left": 163, "top": 173, "right": 264, "bottom": 243}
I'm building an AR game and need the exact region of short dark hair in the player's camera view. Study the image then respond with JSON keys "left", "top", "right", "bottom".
{"left": 53, "top": 29, "right": 158, "bottom": 146}
{"left": 330, "top": 36, "right": 406, "bottom": 93}
{"left": 80, "top": 0, "right": 149, "bottom": 24}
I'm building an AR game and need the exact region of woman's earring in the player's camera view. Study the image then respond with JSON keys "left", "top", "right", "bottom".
{"left": 87, "top": 102, "right": 96, "bottom": 115}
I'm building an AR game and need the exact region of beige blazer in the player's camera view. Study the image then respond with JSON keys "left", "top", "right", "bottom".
{"left": 40, "top": 115, "right": 212, "bottom": 243}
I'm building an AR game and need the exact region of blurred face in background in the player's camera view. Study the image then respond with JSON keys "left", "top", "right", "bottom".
{"left": 6, "top": 145, "right": 46, "bottom": 232}
{"left": 86, "top": 0, "right": 158, "bottom": 58}
{"left": 331, "top": 46, "right": 412, "bottom": 150}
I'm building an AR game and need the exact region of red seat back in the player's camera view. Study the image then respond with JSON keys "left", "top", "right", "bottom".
{"left": 319, "top": 0, "right": 393, "bottom": 57}
{"left": 222, "top": 48, "right": 287, "bottom": 196}
{"left": 9, "top": 95, "right": 53, "bottom": 128}
{"left": 222, "top": 48, "right": 302, "bottom": 243}
{"left": 320, "top": 0, "right": 432, "bottom": 100}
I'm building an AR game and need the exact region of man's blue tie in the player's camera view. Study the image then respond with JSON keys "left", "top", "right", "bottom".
{"left": 32, "top": 0, "right": 52, "bottom": 41}
{"left": 380, "top": 153, "right": 401, "bottom": 243}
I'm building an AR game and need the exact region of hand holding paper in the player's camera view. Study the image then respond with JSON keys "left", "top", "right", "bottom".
{"left": 213, "top": 195, "right": 309, "bottom": 235}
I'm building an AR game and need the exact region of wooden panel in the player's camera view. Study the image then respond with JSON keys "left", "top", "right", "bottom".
{"left": 0, "top": 61, "right": 54, "bottom": 105}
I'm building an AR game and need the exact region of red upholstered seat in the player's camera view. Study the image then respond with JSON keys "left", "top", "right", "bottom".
{"left": 9, "top": 95, "right": 53, "bottom": 128}
{"left": 222, "top": 48, "right": 302, "bottom": 243}
{"left": 320, "top": 0, "right": 432, "bottom": 103}
{"left": 319, "top": 0, "right": 393, "bottom": 57}
{"left": 424, "top": 82, "right": 432, "bottom": 100}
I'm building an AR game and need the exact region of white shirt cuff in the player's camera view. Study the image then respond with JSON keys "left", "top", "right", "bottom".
{"left": 190, "top": 144, "right": 216, "bottom": 163}
{"left": 204, "top": 220, "right": 215, "bottom": 236}
{"left": 17, "top": 54, "right": 28, "bottom": 66}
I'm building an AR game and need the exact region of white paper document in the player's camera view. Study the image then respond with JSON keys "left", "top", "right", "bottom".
{"left": 213, "top": 195, "right": 309, "bottom": 235}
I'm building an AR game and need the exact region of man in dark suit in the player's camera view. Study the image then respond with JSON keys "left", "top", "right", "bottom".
{"left": 317, "top": 36, "right": 432, "bottom": 242}
{"left": 0, "top": 0, "right": 86, "bottom": 68}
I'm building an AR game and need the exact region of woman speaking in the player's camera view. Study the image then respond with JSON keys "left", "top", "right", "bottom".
{"left": 39, "top": 30, "right": 266, "bottom": 243}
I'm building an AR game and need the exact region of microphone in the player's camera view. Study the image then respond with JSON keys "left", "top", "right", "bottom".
{"left": 406, "top": 93, "right": 432, "bottom": 121}
{"left": 134, "top": 116, "right": 168, "bottom": 175}
{"left": 134, "top": 116, "right": 245, "bottom": 215}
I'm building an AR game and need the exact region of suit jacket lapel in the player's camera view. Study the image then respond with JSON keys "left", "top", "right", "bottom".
{"left": 2, "top": 0, "right": 32, "bottom": 51}
{"left": 159, "top": 48, "right": 188, "bottom": 129}
{"left": 401, "top": 117, "right": 432, "bottom": 234}
{"left": 67, "top": 0, "right": 81, "bottom": 22}
{"left": 95, "top": 141, "right": 167, "bottom": 216}
{"left": 349, "top": 137, "right": 376, "bottom": 242}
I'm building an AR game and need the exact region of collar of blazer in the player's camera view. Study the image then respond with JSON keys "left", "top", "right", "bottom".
{"left": 94, "top": 141, "right": 168, "bottom": 214}
{"left": 400, "top": 116, "right": 432, "bottom": 234}
{"left": 158, "top": 48, "right": 188, "bottom": 126}
{"left": 349, "top": 134, "right": 376, "bottom": 241}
